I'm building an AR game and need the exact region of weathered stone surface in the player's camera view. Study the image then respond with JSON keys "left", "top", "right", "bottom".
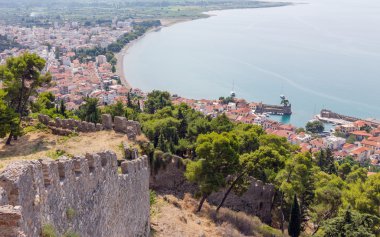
{"left": 131, "top": 148, "right": 139, "bottom": 160}
{"left": 87, "top": 123, "right": 96, "bottom": 132}
{"left": 66, "top": 119, "right": 75, "bottom": 130}
{"left": 123, "top": 142, "right": 132, "bottom": 160}
{"left": 0, "top": 152, "right": 150, "bottom": 237}
{"left": 61, "top": 119, "right": 70, "bottom": 129}
{"left": 95, "top": 124, "right": 103, "bottom": 131}
{"left": 55, "top": 118, "right": 62, "bottom": 128}
{"left": 38, "top": 114, "right": 141, "bottom": 136}
{"left": 80, "top": 121, "right": 88, "bottom": 132}
{"left": 38, "top": 114, "right": 50, "bottom": 125}
{"left": 114, "top": 116, "right": 127, "bottom": 133}
{"left": 73, "top": 120, "right": 81, "bottom": 131}
{"left": 126, "top": 126, "right": 137, "bottom": 140}
{"left": 0, "top": 205, "right": 24, "bottom": 237}
{"left": 126, "top": 120, "right": 142, "bottom": 135}
{"left": 101, "top": 114, "right": 113, "bottom": 130}
{"left": 48, "top": 121, "right": 56, "bottom": 127}
{"left": 208, "top": 179, "right": 275, "bottom": 224}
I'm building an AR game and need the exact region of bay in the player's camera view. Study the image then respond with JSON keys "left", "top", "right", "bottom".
{"left": 123, "top": 0, "right": 380, "bottom": 127}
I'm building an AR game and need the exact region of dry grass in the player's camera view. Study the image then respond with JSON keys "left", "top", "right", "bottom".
{"left": 151, "top": 194, "right": 285, "bottom": 237}
{"left": 0, "top": 130, "right": 142, "bottom": 170}
{"left": 151, "top": 194, "right": 222, "bottom": 237}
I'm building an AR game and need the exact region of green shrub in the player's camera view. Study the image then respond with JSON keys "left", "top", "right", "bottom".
{"left": 66, "top": 207, "right": 76, "bottom": 221}
{"left": 46, "top": 149, "right": 71, "bottom": 160}
{"left": 150, "top": 190, "right": 157, "bottom": 206}
{"left": 41, "top": 224, "right": 57, "bottom": 237}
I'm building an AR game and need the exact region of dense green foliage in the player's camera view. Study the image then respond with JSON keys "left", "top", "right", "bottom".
{"left": 0, "top": 90, "right": 19, "bottom": 138}
{"left": 318, "top": 207, "right": 379, "bottom": 237}
{"left": 97, "top": 90, "right": 380, "bottom": 236}
{"left": 0, "top": 52, "right": 51, "bottom": 144}
{"left": 306, "top": 120, "right": 325, "bottom": 133}
{"left": 2, "top": 73, "right": 379, "bottom": 236}
{"left": 76, "top": 97, "right": 101, "bottom": 123}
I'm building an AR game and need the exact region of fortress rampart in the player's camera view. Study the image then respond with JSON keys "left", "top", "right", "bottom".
{"left": 38, "top": 114, "right": 142, "bottom": 140}
{"left": 0, "top": 151, "right": 150, "bottom": 237}
{"left": 150, "top": 154, "right": 275, "bottom": 224}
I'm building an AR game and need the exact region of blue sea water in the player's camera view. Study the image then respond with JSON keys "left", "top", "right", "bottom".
{"left": 123, "top": 0, "right": 380, "bottom": 127}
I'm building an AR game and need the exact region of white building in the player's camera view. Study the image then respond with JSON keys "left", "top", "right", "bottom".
{"left": 324, "top": 136, "right": 346, "bottom": 150}
{"left": 96, "top": 55, "right": 107, "bottom": 65}
{"left": 227, "top": 102, "right": 236, "bottom": 111}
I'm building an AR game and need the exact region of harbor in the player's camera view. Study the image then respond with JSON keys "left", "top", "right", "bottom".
{"left": 316, "top": 109, "right": 380, "bottom": 127}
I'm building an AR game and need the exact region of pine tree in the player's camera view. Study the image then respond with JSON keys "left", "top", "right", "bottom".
{"left": 0, "top": 53, "right": 51, "bottom": 144}
{"left": 317, "top": 149, "right": 325, "bottom": 168}
{"left": 325, "top": 148, "right": 337, "bottom": 174}
{"left": 178, "top": 108, "right": 188, "bottom": 139}
{"left": 288, "top": 194, "right": 301, "bottom": 237}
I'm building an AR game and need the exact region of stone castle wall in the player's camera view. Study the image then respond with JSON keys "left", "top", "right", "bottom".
{"left": 150, "top": 155, "right": 275, "bottom": 224}
{"left": 38, "top": 114, "right": 141, "bottom": 140}
{"left": 0, "top": 151, "right": 150, "bottom": 237}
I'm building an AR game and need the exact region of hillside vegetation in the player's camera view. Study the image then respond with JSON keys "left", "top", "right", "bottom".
{"left": 1, "top": 53, "right": 380, "bottom": 237}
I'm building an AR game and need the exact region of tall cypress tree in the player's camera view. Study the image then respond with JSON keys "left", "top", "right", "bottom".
{"left": 288, "top": 194, "right": 301, "bottom": 237}
{"left": 60, "top": 100, "right": 66, "bottom": 116}
{"left": 157, "top": 130, "right": 167, "bottom": 152}
{"left": 178, "top": 108, "right": 187, "bottom": 139}
{"left": 127, "top": 92, "right": 132, "bottom": 108}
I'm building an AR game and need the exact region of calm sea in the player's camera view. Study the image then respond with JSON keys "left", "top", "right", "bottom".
{"left": 123, "top": 0, "right": 380, "bottom": 127}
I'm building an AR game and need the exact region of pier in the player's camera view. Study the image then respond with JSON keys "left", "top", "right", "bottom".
{"left": 317, "top": 109, "right": 380, "bottom": 127}
{"left": 255, "top": 103, "right": 292, "bottom": 115}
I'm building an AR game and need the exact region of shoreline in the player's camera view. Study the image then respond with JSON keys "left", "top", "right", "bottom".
{"left": 115, "top": 18, "right": 195, "bottom": 89}
{"left": 115, "top": 2, "right": 292, "bottom": 90}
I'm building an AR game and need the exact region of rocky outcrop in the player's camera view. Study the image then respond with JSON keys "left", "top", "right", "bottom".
{"left": 38, "top": 114, "right": 141, "bottom": 140}
{"left": 0, "top": 151, "right": 150, "bottom": 237}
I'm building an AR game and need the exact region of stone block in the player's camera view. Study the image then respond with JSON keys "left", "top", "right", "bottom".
{"left": 55, "top": 118, "right": 62, "bottom": 128}
{"left": 131, "top": 148, "right": 139, "bottom": 160}
{"left": 101, "top": 114, "right": 113, "bottom": 130}
{"left": 114, "top": 116, "right": 127, "bottom": 133}
{"left": 126, "top": 127, "right": 137, "bottom": 140}
{"left": 95, "top": 124, "right": 103, "bottom": 131}
{"left": 48, "top": 121, "right": 56, "bottom": 127}
{"left": 123, "top": 142, "right": 132, "bottom": 160}
{"left": 81, "top": 121, "right": 88, "bottom": 132}
{"left": 88, "top": 123, "right": 96, "bottom": 132}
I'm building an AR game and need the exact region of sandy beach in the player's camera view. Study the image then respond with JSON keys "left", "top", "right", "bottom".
{"left": 115, "top": 18, "right": 194, "bottom": 89}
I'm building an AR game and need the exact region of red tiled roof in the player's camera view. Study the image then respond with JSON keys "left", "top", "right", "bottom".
{"left": 351, "top": 130, "right": 372, "bottom": 137}
{"left": 350, "top": 147, "right": 369, "bottom": 155}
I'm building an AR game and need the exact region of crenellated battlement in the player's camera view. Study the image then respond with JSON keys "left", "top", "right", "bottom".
{"left": 0, "top": 151, "right": 150, "bottom": 237}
